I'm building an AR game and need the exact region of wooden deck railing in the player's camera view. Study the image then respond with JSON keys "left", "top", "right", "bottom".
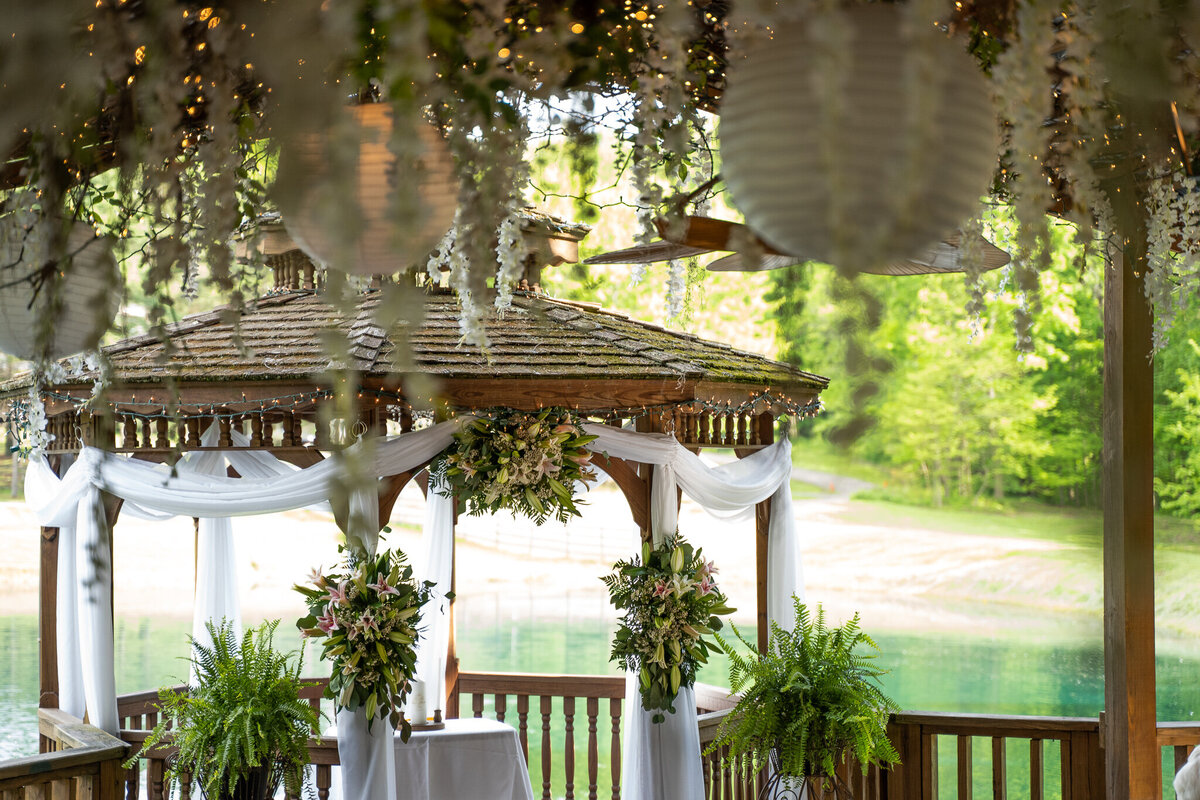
{"left": 0, "top": 709, "right": 128, "bottom": 800}
{"left": 885, "top": 711, "right": 1105, "bottom": 799}
{"left": 95, "top": 677, "right": 1200, "bottom": 800}
{"left": 1159, "top": 722, "right": 1200, "bottom": 796}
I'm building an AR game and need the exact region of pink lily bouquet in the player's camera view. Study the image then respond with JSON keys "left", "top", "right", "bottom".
{"left": 432, "top": 407, "right": 598, "bottom": 525}
{"left": 295, "top": 548, "right": 434, "bottom": 740}
{"left": 603, "top": 535, "right": 734, "bottom": 722}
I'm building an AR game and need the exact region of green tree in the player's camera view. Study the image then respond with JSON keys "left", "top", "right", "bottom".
{"left": 1156, "top": 340, "right": 1200, "bottom": 520}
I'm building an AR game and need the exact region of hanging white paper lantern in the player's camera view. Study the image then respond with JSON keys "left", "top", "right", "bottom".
{"left": 718, "top": 5, "right": 998, "bottom": 270}
{"left": 0, "top": 204, "right": 118, "bottom": 361}
{"left": 277, "top": 103, "right": 459, "bottom": 276}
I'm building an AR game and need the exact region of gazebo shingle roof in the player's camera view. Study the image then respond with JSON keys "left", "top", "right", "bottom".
{"left": 17, "top": 289, "right": 822, "bottom": 387}
{"left": 0, "top": 289, "right": 826, "bottom": 416}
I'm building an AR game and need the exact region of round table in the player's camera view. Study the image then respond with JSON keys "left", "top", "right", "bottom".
{"left": 329, "top": 717, "right": 535, "bottom": 800}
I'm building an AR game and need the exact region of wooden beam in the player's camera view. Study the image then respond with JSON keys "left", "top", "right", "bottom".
{"left": 38, "top": 455, "right": 63, "bottom": 729}
{"left": 590, "top": 454, "right": 650, "bottom": 533}
{"left": 39, "top": 526, "right": 59, "bottom": 718}
{"left": 754, "top": 414, "right": 774, "bottom": 653}
{"left": 1102, "top": 240, "right": 1158, "bottom": 798}
{"left": 429, "top": 377, "right": 700, "bottom": 412}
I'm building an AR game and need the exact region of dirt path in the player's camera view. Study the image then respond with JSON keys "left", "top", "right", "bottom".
{"left": 790, "top": 466, "right": 875, "bottom": 500}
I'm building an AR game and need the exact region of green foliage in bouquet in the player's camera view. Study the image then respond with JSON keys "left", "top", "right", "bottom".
{"left": 295, "top": 547, "right": 434, "bottom": 741}
{"left": 431, "top": 407, "right": 598, "bottom": 525}
{"left": 603, "top": 535, "right": 734, "bottom": 722}
{"left": 123, "top": 620, "right": 320, "bottom": 800}
{"left": 709, "top": 599, "right": 900, "bottom": 783}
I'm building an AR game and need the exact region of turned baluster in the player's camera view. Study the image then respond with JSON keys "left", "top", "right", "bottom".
{"left": 517, "top": 696, "right": 530, "bottom": 762}
{"left": 541, "top": 696, "right": 553, "bottom": 800}
{"left": 125, "top": 762, "right": 141, "bottom": 800}
{"left": 148, "top": 758, "right": 165, "bottom": 800}
{"left": 217, "top": 416, "right": 232, "bottom": 447}
{"left": 316, "top": 765, "right": 331, "bottom": 800}
{"left": 122, "top": 416, "right": 138, "bottom": 449}
{"left": 609, "top": 698, "right": 622, "bottom": 800}
{"left": 563, "top": 696, "right": 576, "bottom": 800}
{"left": 185, "top": 417, "right": 201, "bottom": 447}
{"left": 586, "top": 697, "right": 599, "bottom": 800}
{"left": 281, "top": 412, "right": 296, "bottom": 447}
{"left": 250, "top": 415, "right": 264, "bottom": 447}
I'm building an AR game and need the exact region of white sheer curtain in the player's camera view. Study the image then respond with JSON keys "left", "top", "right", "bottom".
{"left": 409, "top": 487, "right": 454, "bottom": 722}
{"left": 51, "top": 454, "right": 84, "bottom": 719}
{"left": 622, "top": 464, "right": 706, "bottom": 800}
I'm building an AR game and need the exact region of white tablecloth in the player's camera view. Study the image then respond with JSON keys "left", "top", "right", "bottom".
{"left": 329, "top": 718, "right": 535, "bottom": 800}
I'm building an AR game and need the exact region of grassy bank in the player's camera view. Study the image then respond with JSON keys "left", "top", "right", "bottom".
{"left": 789, "top": 437, "right": 1200, "bottom": 634}
{"left": 827, "top": 490, "right": 1200, "bottom": 635}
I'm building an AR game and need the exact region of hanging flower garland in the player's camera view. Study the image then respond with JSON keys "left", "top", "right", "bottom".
{"left": 603, "top": 535, "right": 734, "bottom": 722}
{"left": 430, "top": 407, "right": 598, "bottom": 525}
{"left": 295, "top": 547, "right": 434, "bottom": 740}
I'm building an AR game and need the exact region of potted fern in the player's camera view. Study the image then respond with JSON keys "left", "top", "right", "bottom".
{"left": 125, "top": 620, "right": 321, "bottom": 800}
{"left": 708, "top": 598, "right": 900, "bottom": 798}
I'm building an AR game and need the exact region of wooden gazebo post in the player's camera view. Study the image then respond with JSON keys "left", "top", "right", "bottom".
{"left": 1102, "top": 198, "right": 1159, "bottom": 799}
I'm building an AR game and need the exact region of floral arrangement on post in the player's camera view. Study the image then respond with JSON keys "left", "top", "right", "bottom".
{"left": 708, "top": 599, "right": 900, "bottom": 795}
{"left": 431, "top": 407, "right": 598, "bottom": 525}
{"left": 602, "top": 535, "right": 734, "bottom": 722}
{"left": 295, "top": 547, "right": 434, "bottom": 741}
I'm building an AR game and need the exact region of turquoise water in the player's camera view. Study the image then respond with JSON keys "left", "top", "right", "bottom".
{"left": 5, "top": 605, "right": 1200, "bottom": 748}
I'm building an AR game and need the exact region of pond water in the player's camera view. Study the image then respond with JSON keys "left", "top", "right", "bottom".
{"left": 4, "top": 592, "right": 1200, "bottom": 756}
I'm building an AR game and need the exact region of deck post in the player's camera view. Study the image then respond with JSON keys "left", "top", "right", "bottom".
{"left": 635, "top": 414, "right": 658, "bottom": 543}
{"left": 39, "top": 526, "right": 60, "bottom": 713}
{"left": 1102, "top": 236, "right": 1157, "bottom": 798}
{"left": 754, "top": 413, "right": 774, "bottom": 654}
{"left": 38, "top": 455, "right": 63, "bottom": 734}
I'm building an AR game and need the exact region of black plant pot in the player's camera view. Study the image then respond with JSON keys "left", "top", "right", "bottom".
{"left": 197, "top": 761, "right": 285, "bottom": 800}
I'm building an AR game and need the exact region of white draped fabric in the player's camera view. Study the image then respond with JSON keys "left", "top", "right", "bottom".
{"left": 51, "top": 454, "right": 84, "bottom": 720}
{"left": 25, "top": 417, "right": 803, "bottom": 800}
{"left": 409, "top": 488, "right": 455, "bottom": 722}
{"left": 335, "top": 708, "right": 398, "bottom": 800}
{"left": 580, "top": 429, "right": 802, "bottom": 800}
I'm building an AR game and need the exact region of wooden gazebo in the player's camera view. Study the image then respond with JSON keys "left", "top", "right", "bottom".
{"left": 0, "top": 231, "right": 832, "bottom": 799}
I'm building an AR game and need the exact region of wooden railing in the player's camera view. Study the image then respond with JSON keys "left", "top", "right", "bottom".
{"left": 1159, "top": 722, "right": 1200, "bottom": 797}
{"left": 0, "top": 709, "right": 128, "bottom": 800}
{"left": 455, "top": 671, "right": 627, "bottom": 800}
{"left": 885, "top": 711, "right": 1105, "bottom": 799}
{"left": 104, "top": 678, "right": 1200, "bottom": 800}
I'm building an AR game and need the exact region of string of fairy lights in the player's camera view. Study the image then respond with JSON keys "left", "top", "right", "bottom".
{"left": 4, "top": 386, "right": 823, "bottom": 449}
